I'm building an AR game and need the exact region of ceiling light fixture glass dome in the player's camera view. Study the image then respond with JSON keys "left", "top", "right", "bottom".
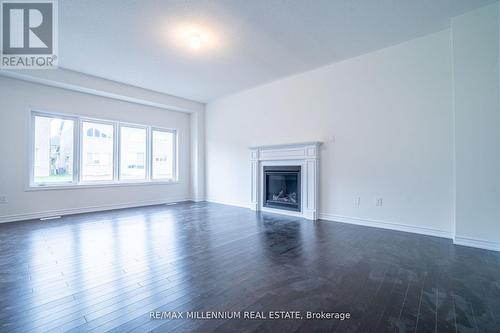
{"left": 189, "top": 33, "right": 201, "bottom": 50}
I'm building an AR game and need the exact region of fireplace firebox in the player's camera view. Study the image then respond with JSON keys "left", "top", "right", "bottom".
{"left": 263, "top": 166, "right": 301, "bottom": 212}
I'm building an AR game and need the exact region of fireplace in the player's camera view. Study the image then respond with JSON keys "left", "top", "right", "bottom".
{"left": 250, "top": 142, "right": 320, "bottom": 220}
{"left": 263, "top": 166, "right": 301, "bottom": 212}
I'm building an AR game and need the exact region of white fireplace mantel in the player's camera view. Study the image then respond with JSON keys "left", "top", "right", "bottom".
{"left": 249, "top": 142, "right": 321, "bottom": 220}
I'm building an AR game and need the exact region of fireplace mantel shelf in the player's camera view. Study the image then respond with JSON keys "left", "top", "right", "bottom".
{"left": 249, "top": 141, "right": 322, "bottom": 150}
{"left": 249, "top": 142, "right": 321, "bottom": 220}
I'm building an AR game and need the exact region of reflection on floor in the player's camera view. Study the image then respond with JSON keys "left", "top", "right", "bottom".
{"left": 0, "top": 201, "right": 499, "bottom": 332}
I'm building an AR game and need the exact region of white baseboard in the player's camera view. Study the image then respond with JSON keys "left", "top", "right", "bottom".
{"left": 453, "top": 236, "right": 500, "bottom": 252}
{"left": 0, "top": 197, "right": 190, "bottom": 224}
{"left": 191, "top": 196, "right": 206, "bottom": 202}
{"left": 318, "top": 212, "right": 453, "bottom": 239}
{"left": 6, "top": 198, "right": 497, "bottom": 252}
{"left": 62, "top": 198, "right": 490, "bottom": 253}
{"left": 205, "top": 200, "right": 454, "bottom": 239}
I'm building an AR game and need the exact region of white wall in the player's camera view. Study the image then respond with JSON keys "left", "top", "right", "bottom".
{"left": 0, "top": 77, "right": 193, "bottom": 222}
{"left": 452, "top": 2, "right": 500, "bottom": 249}
{"left": 206, "top": 30, "right": 454, "bottom": 237}
{"left": 190, "top": 109, "right": 206, "bottom": 202}
{"left": 1, "top": 68, "right": 204, "bottom": 113}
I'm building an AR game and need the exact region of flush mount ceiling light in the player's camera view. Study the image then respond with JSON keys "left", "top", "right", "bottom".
{"left": 189, "top": 33, "right": 201, "bottom": 50}
{"left": 167, "top": 21, "right": 222, "bottom": 55}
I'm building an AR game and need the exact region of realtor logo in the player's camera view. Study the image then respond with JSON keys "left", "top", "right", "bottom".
{"left": 1, "top": 0, "right": 58, "bottom": 68}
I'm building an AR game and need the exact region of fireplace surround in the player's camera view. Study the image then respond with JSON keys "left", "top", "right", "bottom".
{"left": 249, "top": 142, "right": 321, "bottom": 220}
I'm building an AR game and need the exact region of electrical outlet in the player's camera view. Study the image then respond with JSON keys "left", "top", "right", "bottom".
{"left": 0, "top": 195, "right": 7, "bottom": 204}
{"left": 354, "top": 196, "right": 361, "bottom": 207}
{"left": 376, "top": 198, "right": 383, "bottom": 207}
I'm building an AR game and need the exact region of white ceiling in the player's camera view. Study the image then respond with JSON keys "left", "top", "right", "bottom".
{"left": 59, "top": 0, "right": 496, "bottom": 102}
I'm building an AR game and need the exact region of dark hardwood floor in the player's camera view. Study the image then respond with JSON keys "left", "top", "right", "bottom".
{"left": 0, "top": 201, "right": 499, "bottom": 332}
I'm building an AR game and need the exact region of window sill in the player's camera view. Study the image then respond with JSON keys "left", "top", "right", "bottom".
{"left": 25, "top": 180, "right": 180, "bottom": 191}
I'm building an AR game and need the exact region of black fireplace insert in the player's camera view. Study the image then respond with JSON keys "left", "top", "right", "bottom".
{"left": 263, "top": 166, "right": 301, "bottom": 212}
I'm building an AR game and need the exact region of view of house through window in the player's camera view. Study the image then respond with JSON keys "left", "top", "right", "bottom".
{"left": 31, "top": 112, "right": 177, "bottom": 187}
{"left": 33, "top": 116, "right": 74, "bottom": 184}
{"left": 152, "top": 130, "right": 174, "bottom": 180}
{"left": 119, "top": 126, "right": 147, "bottom": 180}
{"left": 81, "top": 122, "right": 114, "bottom": 181}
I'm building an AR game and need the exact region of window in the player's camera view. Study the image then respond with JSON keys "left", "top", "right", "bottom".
{"left": 33, "top": 115, "right": 75, "bottom": 184}
{"left": 152, "top": 129, "right": 175, "bottom": 180}
{"left": 119, "top": 126, "right": 147, "bottom": 180}
{"left": 81, "top": 121, "right": 114, "bottom": 182}
{"left": 30, "top": 111, "right": 178, "bottom": 188}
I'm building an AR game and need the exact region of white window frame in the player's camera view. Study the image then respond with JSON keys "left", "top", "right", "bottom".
{"left": 79, "top": 118, "right": 117, "bottom": 185}
{"left": 151, "top": 127, "right": 177, "bottom": 181}
{"left": 118, "top": 123, "right": 149, "bottom": 182}
{"left": 29, "top": 110, "right": 79, "bottom": 187}
{"left": 28, "top": 110, "right": 179, "bottom": 190}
